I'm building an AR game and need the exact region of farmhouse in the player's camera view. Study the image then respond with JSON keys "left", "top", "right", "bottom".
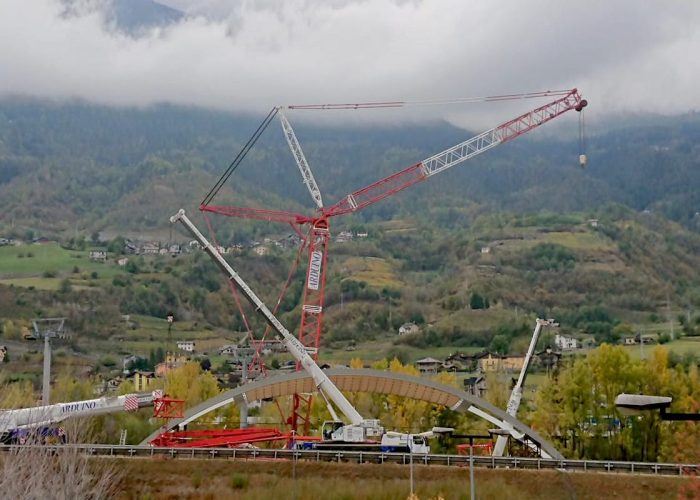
{"left": 554, "top": 333, "right": 579, "bottom": 350}
{"left": 398, "top": 322, "right": 420, "bottom": 336}
{"left": 89, "top": 250, "right": 107, "bottom": 262}
{"left": 177, "top": 340, "right": 195, "bottom": 353}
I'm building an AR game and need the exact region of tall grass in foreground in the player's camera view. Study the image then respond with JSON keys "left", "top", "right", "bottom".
{"left": 0, "top": 416, "right": 122, "bottom": 499}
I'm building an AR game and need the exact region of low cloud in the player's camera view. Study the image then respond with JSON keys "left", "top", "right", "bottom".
{"left": 1, "top": 0, "right": 700, "bottom": 128}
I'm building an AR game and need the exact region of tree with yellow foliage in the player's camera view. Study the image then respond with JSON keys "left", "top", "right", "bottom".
{"left": 164, "top": 362, "right": 220, "bottom": 407}
{"left": 531, "top": 344, "right": 700, "bottom": 461}
{"left": 0, "top": 377, "right": 35, "bottom": 408}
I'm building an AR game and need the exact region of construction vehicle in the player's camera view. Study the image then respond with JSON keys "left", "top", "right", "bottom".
{"left": 170, "top": 209, "right": 443, "bottom": 453}
{"left": 0, "top": 392, "right": 158, "bottom": 444}
{"left": 200, "top": 89, "right": 588, "bottom": 432}
{"left": 492, "top": 318, "right": 556, "bottom": 456}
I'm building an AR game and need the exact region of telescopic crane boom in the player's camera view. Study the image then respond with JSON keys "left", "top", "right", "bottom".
{"left": 170, "top": 209, "right": 383, "bottom": 441}
{"left": 0, "top": 393, "right": 156, "bottom": 434}
{"left": 492, "top": 318, "right": 554, "bottom": 456}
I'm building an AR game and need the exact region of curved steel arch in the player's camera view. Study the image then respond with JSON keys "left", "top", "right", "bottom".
{"left": 141, "top": 368, "right": 562, "bottom": 459}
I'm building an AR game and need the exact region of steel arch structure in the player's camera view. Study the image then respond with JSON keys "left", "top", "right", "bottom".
{"left": 141, "top": 369, "right": 563, "bottom": 459}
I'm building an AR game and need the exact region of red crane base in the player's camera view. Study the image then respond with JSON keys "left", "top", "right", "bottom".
{"left": 152, "top": 397, "right": 186, "bottom": 419}
{"left": 149, "top": 427, "right": 320, "bottom": 448}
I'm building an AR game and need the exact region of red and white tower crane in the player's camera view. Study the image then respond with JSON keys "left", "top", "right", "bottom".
{"left": 200, "top": 89, "right": 587, "bottom": 433}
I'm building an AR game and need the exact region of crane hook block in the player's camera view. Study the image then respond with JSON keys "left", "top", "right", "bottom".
{"left": 575, "top": 99, "right": 588, "bottom": 112}
{"left": 579, "top": 154, "right": 588, "bottom": 168}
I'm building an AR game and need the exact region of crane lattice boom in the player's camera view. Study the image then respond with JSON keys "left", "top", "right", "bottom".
{"left": 326, "top": 89, "right": 585, "bottom": 217}
{"left": 278, "top": 109, "right": 324, "bottom": 209}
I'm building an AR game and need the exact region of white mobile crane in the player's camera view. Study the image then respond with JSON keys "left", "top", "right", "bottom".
{"left": 492, "top": 318, "right": 555, "bottom": 456}
{"left": 0, "top": 392, "right": 157, "bottom": 443}
{"left": 171, "top": 209, "right": 440, "bottom": 453}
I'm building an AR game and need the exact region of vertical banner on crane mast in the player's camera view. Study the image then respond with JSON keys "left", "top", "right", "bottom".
{"left": 308, "top": 251, "right": 323, "bottom": 290}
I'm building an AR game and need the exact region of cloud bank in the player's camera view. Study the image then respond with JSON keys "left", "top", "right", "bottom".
{"left": 2, "top": 0, "right": 700, "bottom": 128}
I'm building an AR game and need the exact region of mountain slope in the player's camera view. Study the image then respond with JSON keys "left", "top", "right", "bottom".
{"left": 1, "top": 100, "right": 699, "bottom": 237}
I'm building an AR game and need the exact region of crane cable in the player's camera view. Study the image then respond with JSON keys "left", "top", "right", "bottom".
{"left": 201, "top": 107, "right": 279, "bottom": 207}
{"left": 579, "top": 106, "right": 587, "bottom": 168}
{"left": 286, "top": 89, "right": 574, "bottom": 111}
{"left": 259, "top": 232, "right": 307, "bottom": 343}
{"left": 201, "top": 91, "right": 576, "bottom": 203}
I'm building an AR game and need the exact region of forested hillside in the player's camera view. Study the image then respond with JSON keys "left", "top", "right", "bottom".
{"left": 1, "top": 99, "right": 700, "bottom": 384}
{"left": 1, "top": 100, "right": 699, "bottom": 239}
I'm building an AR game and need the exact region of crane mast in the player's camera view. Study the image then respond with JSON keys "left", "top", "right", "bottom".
{"left": 492, "top": 318, "right": 553, "bottom": 456}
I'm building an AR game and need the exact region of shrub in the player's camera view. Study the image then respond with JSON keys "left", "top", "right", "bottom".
{"left": 469, "top": 292, "right": 490, "bottom": 310}
{"left": 520, "top": 243, "right": 576, "bottom": 271}
{"left": 42, "top": 270, "right": 57, "bottom": 278}
{"left": 191, "top": 473, "right": 202, "bottom": 489}
{"left": 230, "top": 473, "right": 249, "bottom": 490}
{"left": 101, "top": 356, "right": 117, "bottom": 367}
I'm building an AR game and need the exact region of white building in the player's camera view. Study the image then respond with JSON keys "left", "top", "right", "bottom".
{"left": 554, "top": 334, "right": 579, "bottom": 350}
{"left": 335, "top": 231, "right": 354, "bottom": 243}
{"left": 253, "top": 245, "right": 269, "bottom": 256}
{"left": 177, "top": 340, "right": 196, "bottom": 353}
{"left": 398, "top": 322, "right": 420, "bottom": 336}
{"left": 89, "top": 250, "right": 107, "bottom": 262}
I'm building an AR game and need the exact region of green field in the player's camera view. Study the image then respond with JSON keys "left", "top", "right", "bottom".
{"left": 341, "top": 256, "right": 403, "bottom": 288}
{"left": 0, "top": 243, "right": 121, "bottom": 280}
{"left": 623, "top": 337, "right": 700, "bottom": 360}
{"left": 0, "top": 276, "right": 63, "bottom": 290}
{"left": 541, "top": 231, "right": 616, "bottom": 251}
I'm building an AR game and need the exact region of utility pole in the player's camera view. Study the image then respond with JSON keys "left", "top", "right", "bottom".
{"left": 667, "top": 292, "right": 674, "bottom": 340}
{"left": 451, "top": 433, "right": 491, "bottom": 499}
{"left": 43, "top": 333, "right": 51, "bottom": 404}
{"left": 469, "top": 437, "right": 475, "bottom": 500}
{"left": 32, "top": 317, "right": 66, "bottom": 405}
{"left": 166, "top": 312, "right": 175, "bottom": 353}
{"left": 409, "top": 447, "right": 414, "bottom": 497}
{"left": 239, "top": 354, "right": 251, "bottom": 429}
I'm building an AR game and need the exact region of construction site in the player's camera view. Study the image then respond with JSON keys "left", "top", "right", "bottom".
{"left": 2, "top": 88, "right": 700, "bottom": 500}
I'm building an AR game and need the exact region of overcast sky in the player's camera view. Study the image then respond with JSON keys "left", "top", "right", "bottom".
{"left": 2, "top": 0, "right": 700, "bottom": 128}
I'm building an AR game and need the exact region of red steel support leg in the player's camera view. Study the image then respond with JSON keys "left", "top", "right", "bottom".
{"left": 290, "top": 218, "right": 330, "bottom": 434}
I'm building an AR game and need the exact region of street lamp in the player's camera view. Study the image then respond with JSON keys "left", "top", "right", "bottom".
{"left": 452, "top": 432, "right": 492, "bottom": 500}
{"left": 615, "top": 394, "right": 700, "bottom": 421}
